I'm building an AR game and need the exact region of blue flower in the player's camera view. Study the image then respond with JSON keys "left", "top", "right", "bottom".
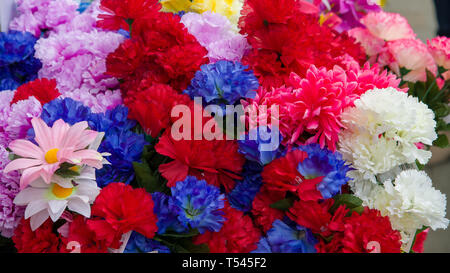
{"left": 124, "top": 231, "right": 171, "bottom": 253}
{"left": 184, "top": 60, "right": 259, "bottom": 105}
{"left": 0, "top": 31, "right": 42, "bottom": 91}
{"left": 227, "top": 161, "right": 263, "bottom": 212}
{"left": 96, "top": 127, "right": 147, "bottom": 187}
{"left": 77, "top": 0, "right": 92, "bottom": 13}
{"left": 41, "top": 98, "right": 93, "bottom": 126}
{"left": 171, "top": 176, "right": 225, "bottom": 234}
{"left": 297, "top": 144, "right": 352, "bottom": 199}
{"left": 40, "top": 98, "right": 147, "bottom": 187}
{"left": 252, "top": 220, "right": 317, "bottom": 253}
{"left": 238, "top": 126, "right": 283, "bottom": 165}
{"left": 152, "top": 192, "right": 186, "bottom": 234}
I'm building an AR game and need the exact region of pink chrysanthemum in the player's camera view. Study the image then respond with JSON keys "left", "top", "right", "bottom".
{"left": 4, "top": 118, "right": 106, "bottom": 189}
{"left": 360, "top": 11, "right": 416, "bottom": 41}
{"left": 349, "top": 63, "right": 407, "bottom": 96}
{"left": 244, "top": 65, "right": 357, "bottom": 151}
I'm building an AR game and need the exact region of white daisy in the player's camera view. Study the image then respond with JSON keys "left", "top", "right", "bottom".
{"left": 14, "top": 166, "right": 100, "bottom": 231}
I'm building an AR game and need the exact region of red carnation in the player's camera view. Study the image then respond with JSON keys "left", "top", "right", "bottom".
{"left": 97, "top": 0, "right": 161, "bottom": 31}
{"left": 11, "top": 78, "right": 60, "bottom": 106}
{"left": 105, "top": 11, "right": 208, "bottom": 95}
{"left": 126, "top": 83, "right": 192, "bottom": 137}
{"left": 288, "top": 199, "right": 347, "bottom": 237}
{"left": 240, "top": 3, "right": 365, "bottom": 88}
{"left": 261, "top": 149, "right": 323, "bottom": 200}
{"left": 155, "top": 131, "right": 245, "bottom": 192}
{"left": 60, "top": 215, "right": 108, "bottom": 253}
{"left": 87, "top": 183, "right": 158, "bottom": 249}
{"left": 12, "top": 218, "right": 60, "bottom": 253}
{"left": 193, "top": 204, "right": 261, "bottom": 253}
{"left": 251, "top": 186, "right": 284, "bottom": 232}
{"left": 337, "top": 208, "right": 402, "bottom": 253}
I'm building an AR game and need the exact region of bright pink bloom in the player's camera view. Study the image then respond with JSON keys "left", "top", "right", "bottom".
{"left": 361, "top": 11, "right": 416, "bottom": 41}
{"left": 388, "top": 39, "right": 437, "bottom": 82}
{"left": 4, "top": 118, "right": 105, "bottom": 189}
{"left": 427, "top": 36, "right": 450, "bottom": 69}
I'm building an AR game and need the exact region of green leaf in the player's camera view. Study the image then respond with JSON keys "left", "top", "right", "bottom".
{"left": 330, "top": 194, "right": 363, "bottom": 213}
{"left": 132, "top": 161, "right": 168, "bottom": 193}
{"left": 270, "top": 197, "right": 295, "bottom": 211}
{"left": 433, "top": 134, "right": 449, "bottom": 148}
{"left": 415, "top": 159, "right": 425, "bottom": 170}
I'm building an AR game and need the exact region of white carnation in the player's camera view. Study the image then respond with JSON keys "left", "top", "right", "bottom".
{"left": 372, "top": 170, "right": 448, "bottom": 233}
{"left": 338, "top": 88, "right": 437, "bottom": 181}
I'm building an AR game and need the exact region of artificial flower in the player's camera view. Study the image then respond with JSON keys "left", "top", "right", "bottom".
{"left": 87, "top": 183, "right": 158, "bottom": 249}
{"left": 338, "top": 88, "right": 437, "bottom": 181}
{"left": 171, "top": 176, "right": 225, "bottom": 233}
{"left": 193, "top": 203, "right": 261, "bottom": 253}
{"left": 124, "top": 231, "right": 171, "bottom": 253}
{"left": 4, "top": 117, "right": 106, "bottom": 189}
{"left": 11, "top": 78, "right": 61, "bottom": 106}
{"left": 360, "top": 11, "right": 416, "bottom": 41}
{"left": 227, "top": 161, "right": 263, "bottom": 212}
{"left": 238, "top": 126, "right": 283, "bottom": 166}
{"left": 13, "top": 166, "right": 101, "bottom": 230}
{"left": 12, "top": 218, "right": 60, "bottom": 253}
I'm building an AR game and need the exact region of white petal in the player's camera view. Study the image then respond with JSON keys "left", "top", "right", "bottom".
{"left": 68, "top": 197, "right": 91, "bottom": 218}
{"left": 30, "top": 210, "right": 50, "bottom": 231}
{"left": 25, "top": 199, "right": 48, "bottom": 219}
{"left": 14, "top": 188, "right": 46, "bottom": 205}
{"left": 48, "top": 201, "right": 67, "bottom": 222}
{"left": 48, "top": 199, "right": 68, "bottom": 214}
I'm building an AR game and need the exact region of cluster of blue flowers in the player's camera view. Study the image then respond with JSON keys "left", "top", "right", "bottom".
{"left": 124, "top": 231, "right": 171, "bottom": 253}
{"left": 0, "top": 31, "right": 42, "bottom": 91}
{"left": 253, "top": 219, "right": 317, "bottom": 253}
{"left": 297, "top": 144, "right": 352, "bottom": 199}
{"left": 39, "top": 98, "right": 148, "bottom": 187}
{"left": 227, "top": 161, "right": 263, "bottom": 212}
{"left": 184, "top": 60, "right": 259, "bottom": 105}
{"left": 238, "top": 126, "right": 283, "bottom": 166}
{"left": 152, "top": 176, "right": 225, "bottom": 234}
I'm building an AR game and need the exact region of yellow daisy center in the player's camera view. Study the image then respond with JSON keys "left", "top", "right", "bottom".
{"left": 69, "top": 165, "right": 81, "bottom": 173}
{"left": 45, "top": 148, "right": 59, "bottom": 164}
{"left": 52, "top": 184, "right": 74, "bottom": 199}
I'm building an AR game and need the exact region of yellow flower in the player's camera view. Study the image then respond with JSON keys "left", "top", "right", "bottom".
{"left": 160, "top": 0, "right": 193, "bottom": 13}
{"left": 161, "top": 0, "right": 243, "bottom": 26}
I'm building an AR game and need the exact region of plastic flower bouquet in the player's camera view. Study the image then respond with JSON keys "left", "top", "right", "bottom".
{"left": 0, "top": 0, "right": 449, "bottom": 253}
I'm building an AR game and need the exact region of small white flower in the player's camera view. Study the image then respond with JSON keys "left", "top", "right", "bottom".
{"left": 14, "top": 166, "right": 100, "bottom": 231}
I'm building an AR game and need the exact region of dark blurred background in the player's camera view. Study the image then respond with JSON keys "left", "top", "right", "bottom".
{"left": 384, "top": 0, "right": 450, "bottom": 253}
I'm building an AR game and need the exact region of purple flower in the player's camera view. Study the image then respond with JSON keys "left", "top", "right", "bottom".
{"left": 322, "top": 0, "right": 381, "bottom": 32}
{"left": 0, "top": 146, "right": 24, "bottom": 238}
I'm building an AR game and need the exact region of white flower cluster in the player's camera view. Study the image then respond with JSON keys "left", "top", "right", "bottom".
{"left": 364, "top": 170, "right": 448, "bottom": 244}
{"left": 338, "top": 88, "right": 437, "bottom": 182}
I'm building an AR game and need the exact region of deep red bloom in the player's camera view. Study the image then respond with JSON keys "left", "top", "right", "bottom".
{"left": 97, "top": 0, "right": 161, "bottom": 31}
{"left": 193, "top": 204, "right": 261, "bottom": 253}
{"left": 87, "top": 183, "right": 158, "bottom": 249}
{"left": 126, "top": 83, "right": 192, "bottom": 137}
{"left": 288, "top": 199, "right": 347, "bottom": 237}
{"left": 240, "top": 4, "right": 365, "bottom": 88}
{"left": 60, "top": 215, "right": 108, "bottom": 253}
{"left": 105, "top": 11, "right": 208, "bottom": 95}
{"left": 155, "top": 130, "right": 245, "bottom": 192}
{"left": 261, "top": 149, "right": 323, "bottom": 200}
{"left": 12, "top": 218, "right": 60, "bottom": 253}
{"left": 11, "top": 78, "right": 60, "bottom": 106}
{"left": 251, "top": 186, "right": 284, "bottom": 232}
{"left": 337, "top": 209, "right": 402, "bottom": 253}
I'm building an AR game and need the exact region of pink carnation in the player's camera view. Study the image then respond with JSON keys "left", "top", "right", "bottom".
{"left": 9, "top": 0, "right": 79, "bottom": 37}
{"left": 427, "top": 36, "right": 450, "bottom": 69}
{"left": 181, "top": 12, "right": 250, "bottom": 63}
{"left": 348, "top": 27, "right": 386, "bottom": 60}
{"left": 34, "top": 29, "right": 124, "bottom": 113}
{"left": 0, "top": 91, "right": 42, "bottom": 148}
{"left": 360, "top": 11, "right": 416, "bottom": 41}
{"left": 388, "top": 39, "right": 437, "bottom": 82}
